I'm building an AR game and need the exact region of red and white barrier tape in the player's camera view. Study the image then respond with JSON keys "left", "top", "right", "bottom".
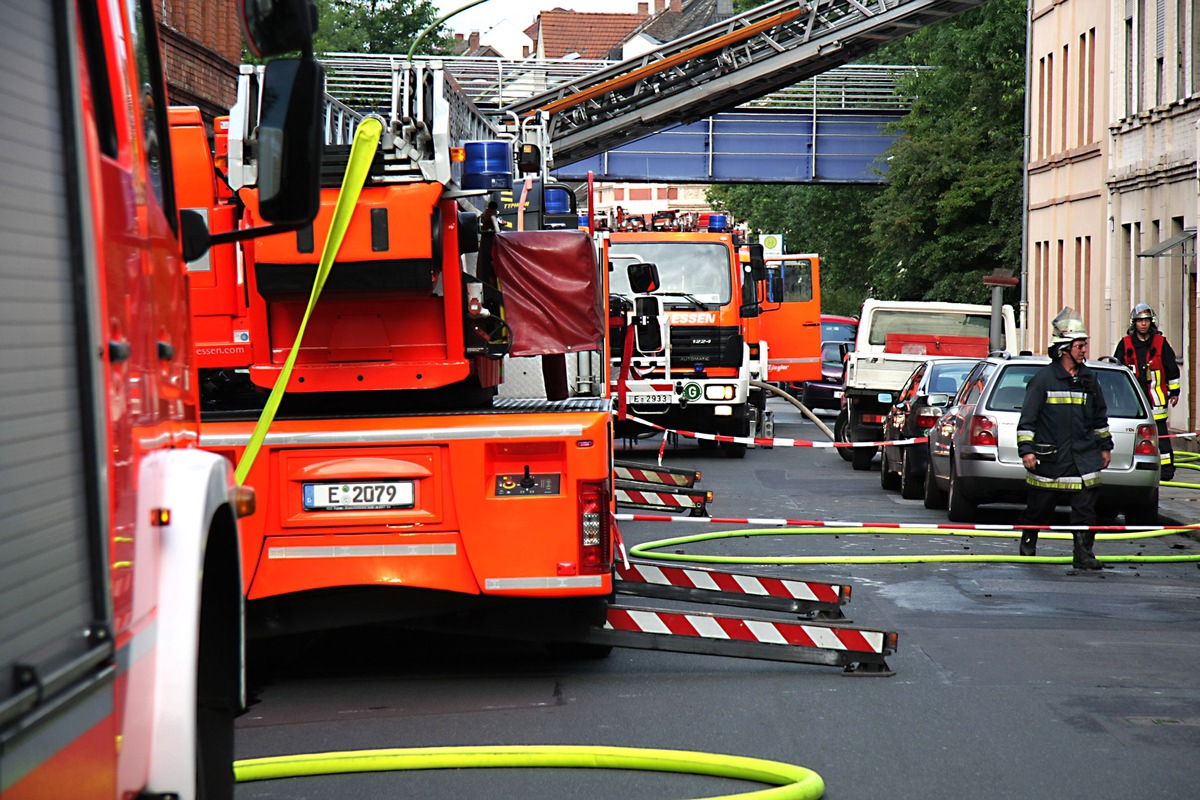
{"left": 626, "top": 414, "right": 925, "bottom": 450}
{"left": 614, "top": 512, "right": 1200, "bottom": 533}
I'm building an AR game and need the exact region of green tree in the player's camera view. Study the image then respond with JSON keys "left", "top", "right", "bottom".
{"left": 313, "top": 0, "right": 451, "bottom": 55}
{"left": 865, "top": 0, "right": 1025, "bottom": 304}
{"left": 707, "top": 0, "right": 1026, "bottom": 309}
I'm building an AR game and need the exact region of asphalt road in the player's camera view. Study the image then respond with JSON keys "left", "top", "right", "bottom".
{"left": 234, "top": 399, "right": 1200, "bottom": 799}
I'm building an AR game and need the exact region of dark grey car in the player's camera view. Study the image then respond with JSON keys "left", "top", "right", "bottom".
{"left": 880, "top": 358, "right": 978, "bottom": 499}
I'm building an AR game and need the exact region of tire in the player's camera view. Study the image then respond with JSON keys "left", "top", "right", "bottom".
{"left": 834, "top": 410, "right": 852, "bottom": 462}
{"left": 900, "top": 448, "right": 923, "bottom": 499}
{"left": 851, "top": 443, "right": 875, "bottom": 471}
{"left": 721, "top": 441, "right": 748, "bottom": 458}
{"left": 946, "top": 465, "right": 976, "bottom": 522}
{"left": 880, "top": 447, "right": 900, "bottom": 490}
{"left": 1124, "top": 486, "right": 1160, "bottom": 526}
{"left": 924, "top": 462, "right": 948, "bottom": 510}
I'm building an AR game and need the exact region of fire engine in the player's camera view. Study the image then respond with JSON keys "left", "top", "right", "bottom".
{"left": 0, "top": 1, "right": 320, "bottom": 798}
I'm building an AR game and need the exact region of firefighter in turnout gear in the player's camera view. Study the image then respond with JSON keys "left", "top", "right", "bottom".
{"left": 1016, "top": 309, "right": 1114, "bottom": 569}
{"left": 1114, "top": 303, "right": 1180, "bottom": 480}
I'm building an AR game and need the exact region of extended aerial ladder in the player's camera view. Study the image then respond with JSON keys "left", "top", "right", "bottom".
{"left": 503, "top": 0, "right": 987, "bottom": 169}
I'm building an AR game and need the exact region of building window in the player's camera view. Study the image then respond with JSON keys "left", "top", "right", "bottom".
{"left": 614, "top": 188, "right": 625, "bottom": 201}
{"left": 1037, "top": 56, "right": 1046, "bottom": 158}
{"left": 630, "top": 187, "right": 651, "bottom": 201}
{"left": 1061, "top": 44, "right": 1069, "bottom": 149}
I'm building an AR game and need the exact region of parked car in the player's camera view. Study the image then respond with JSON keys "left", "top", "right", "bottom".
{"left": 820, "top": 314, "right": 858, "bottom": 343}
{"left": 924, "top": 354, "right": 1161, "bottom": 523}
{"left": 797, "top": 340, "right": 854, "bottom": 410}
{"left": 879, "top": 358, "right": 979, "bottom": 498}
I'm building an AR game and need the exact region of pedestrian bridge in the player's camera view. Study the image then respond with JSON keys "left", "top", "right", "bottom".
{"left": 324, "top": 56, "right": 922, "bottom": 185}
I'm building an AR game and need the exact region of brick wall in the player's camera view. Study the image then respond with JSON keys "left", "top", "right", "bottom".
{"left": 160, "top": 0, "right": 242, "bottom": 133}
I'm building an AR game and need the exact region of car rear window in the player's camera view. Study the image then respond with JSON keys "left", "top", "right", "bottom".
{"left": 1095, "top": 369, "right": 1149, "bottom": 418}
{"left": 986, "top": 363, "right": 1149, "bottom": 418}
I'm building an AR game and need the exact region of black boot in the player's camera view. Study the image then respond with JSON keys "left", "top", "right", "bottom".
{"left": 1019, "top": 530, "right": 1038, "bottom": 556}
{"left": 1072, "top": 532, "right": 1102, "bottom": 570}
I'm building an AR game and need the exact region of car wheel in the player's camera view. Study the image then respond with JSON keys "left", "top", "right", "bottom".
{"left": 1124, "top": 486, "right": 1160, "bottom": 526}
{"left": 834, "top": 410, "right": 852, "bottom": 462}
{"left": 851, "top": 443, "right": 875, "bottom": 471}
{"left": 900, "top": 449, "right": 923, "bottom": 499}
{"left": 946, "top": 465, "right": 976, "bottom": 522}
{"left": 880, "top": 447, "right": 900, "bottom": 490}
{"left": 721, "top": 441, "right": 748, "bottom": 459}
{"left": 924, "top": 462, "right": 948, "bottom": 510}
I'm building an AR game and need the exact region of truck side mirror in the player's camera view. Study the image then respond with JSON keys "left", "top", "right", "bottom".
{"left": 240, "top": 0, "right": 317, "bottom": 58}
{"left": 256, "top": 57, "right": 323, "bottom": 225}
{"left": 746, "top": 243, "right": 766, "bottom": 280}
{"left": 179, "top": 209, "right": 210, "bottom": 263}
{"left": 766, "top": 265, "right": 784, "bottom": 302}
{"left": 633, "top": 295, "right": 666, "bottom": 354}
{"left": 627, "top": 262, "right": 660, "bottom": 294}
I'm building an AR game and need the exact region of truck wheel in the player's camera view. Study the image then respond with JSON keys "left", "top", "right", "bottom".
{"left": 879, "top": 448, "right": 900, "bottom": 490}
{"left": 851, "top": 444, "right": 874, "bottom": 471}
{"left": 924, "top": 463, "right": 948, "bottom": 510}
{"left": 834, "top": 411, "right": 852, "bottom": 462}
{"left": 946, "top": 467, "right": 976, "bottom": 522}
{"left": 900, "top": 449, "right": 923, "bottom": 500}
{"left": 721, "top": 441, "right": 748, "bottom": 459}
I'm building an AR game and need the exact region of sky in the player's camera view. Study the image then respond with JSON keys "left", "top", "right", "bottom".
{"left": 433, "top": 0, "right": 647, "bottom": 35}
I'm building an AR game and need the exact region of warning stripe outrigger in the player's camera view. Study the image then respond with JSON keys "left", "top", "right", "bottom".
{"left": 589, "top": 559, "right": 895, "bottom": 674}
{"left": 614, "top": 459, "right": 712, "bottom": 516}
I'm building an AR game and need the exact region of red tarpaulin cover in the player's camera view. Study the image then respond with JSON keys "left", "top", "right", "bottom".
{"left": 491, "top": 231, "right": 604, "bottom": 357}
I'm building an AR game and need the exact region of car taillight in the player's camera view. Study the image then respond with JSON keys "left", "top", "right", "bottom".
{"left": 579, "top": 482, "right": 612, "bottom": 574}
{"left": 1134, "top": 423, "right": 1158, "bottom": 456}
{"left": 915, "top": 410, "right": 941, "bottom": 430}
{"left": 968, "top": 415, "right": 997, "bottom": 446}
{"left": 861, "top": 413, "right": 886, "bottom": 425}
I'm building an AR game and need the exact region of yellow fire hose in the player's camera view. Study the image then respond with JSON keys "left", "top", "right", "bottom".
{"left": 234, "top": 117, "right": 384, "bottom": 484}
{"left": 628, "top": 526, "right": 1200, "bottom": 565}
{"left": 234, "top": 745, "right": 824, "bottom": 799}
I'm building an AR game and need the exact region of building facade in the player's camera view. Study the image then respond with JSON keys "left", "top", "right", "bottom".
{"left": 1028, "top": 0, "right": 1198, "bottom": 435}
{"left": 159, "top": 0, "right": 242, "bottom": 131}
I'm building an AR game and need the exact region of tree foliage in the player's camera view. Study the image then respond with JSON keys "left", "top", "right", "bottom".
{"left": 313, "top": 0, "right": 451, "bottom": 55}
{"left": 708, "top": 0, "right": 1026, "bottom": 311}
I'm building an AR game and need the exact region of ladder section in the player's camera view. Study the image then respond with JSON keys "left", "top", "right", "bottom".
{"left": 228, "top": 60, "right": 499, "bottom": 189}
{"left": 503, "top": 0, "right": 986, "bottom": 167}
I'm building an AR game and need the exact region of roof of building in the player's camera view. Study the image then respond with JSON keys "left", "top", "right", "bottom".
{"left": 616, "top": 0, "right": 734, "bottom": 55}
{"left": 531, "top": 9, "right": 646, "bottom": 59}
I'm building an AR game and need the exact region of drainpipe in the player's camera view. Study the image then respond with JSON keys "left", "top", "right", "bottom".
{"left": 1018, "top": 0, "right": 1032, "bottom": 353}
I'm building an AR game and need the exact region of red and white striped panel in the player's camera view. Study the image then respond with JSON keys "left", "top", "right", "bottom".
{"left": 615, "top": 488, "right": 701, "bottom": 511}
{"left": 614, "top": 464, "right": 693, "bottom": 487}
{"left": 606, "top": 607, "right": 886, "bottom": 654}
{"left": 617, "top": 562, "right": 841, "bottom": 604}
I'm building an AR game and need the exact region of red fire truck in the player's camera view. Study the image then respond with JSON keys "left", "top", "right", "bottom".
{"left": 0, "top": 1, "right": 320, "bottom": 797}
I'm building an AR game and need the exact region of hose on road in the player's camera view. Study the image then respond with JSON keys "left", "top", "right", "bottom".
{"left": 235, "top": 744, "right": 825, "bottom": 799}
{"left": 628, "top": 525, "right": 1200, "bottom": 566}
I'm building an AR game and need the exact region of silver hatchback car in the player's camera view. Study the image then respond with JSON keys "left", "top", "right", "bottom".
{"left": 925, "top": 354, "right": 1161, "bottom": 523}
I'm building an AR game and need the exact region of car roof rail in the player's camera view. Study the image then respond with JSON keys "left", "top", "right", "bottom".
{"left": 1096, "top": 355, "right": 1120, "bottom": 365}
{"left": 988, "top": 350, "right": 1012, "bottom": 359}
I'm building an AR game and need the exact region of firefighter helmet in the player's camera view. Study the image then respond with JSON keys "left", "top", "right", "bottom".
{"left": 1049, "top": 307, "right": 1088, "bottom": 357}
{"left": 1127, "top": 302, "right": 1157, "bottom": 333}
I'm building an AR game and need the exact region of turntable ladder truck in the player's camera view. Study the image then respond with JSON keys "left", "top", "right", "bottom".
{"left": 180, "top": 57, "right": 897, "bottom": 673}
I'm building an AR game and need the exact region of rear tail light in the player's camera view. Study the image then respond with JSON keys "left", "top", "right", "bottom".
{"left": 968, "top": 415, "right": 997, "bottom": 446}
{"left": 915, "top": 409, "right": 942, "bottom": 430}
{"left": 579, "top": 481, "right": 612, "bottom": 574}
{"left": 1134, "top": 423, "right": 1158, "bottom": 456}
{"left": 860, "top": 413, "right": 886, "bottom": 425}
